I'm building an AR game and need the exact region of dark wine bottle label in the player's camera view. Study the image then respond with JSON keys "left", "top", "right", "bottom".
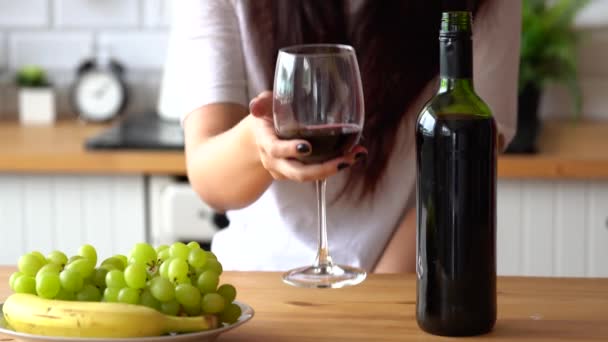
{"left": 439, "top": 36, "right": 473, "bottom": 79}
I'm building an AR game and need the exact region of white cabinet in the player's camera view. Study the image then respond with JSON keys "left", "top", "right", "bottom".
{"left": 497, "top": 180, "right": 608, "bottom": 277}
{"left": 0, "top": 174, "right": 146, "bottom": 264}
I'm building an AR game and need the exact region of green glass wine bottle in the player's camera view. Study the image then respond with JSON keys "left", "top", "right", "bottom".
{"left": 415, "top": 11, "right": 497, "bottom": 336}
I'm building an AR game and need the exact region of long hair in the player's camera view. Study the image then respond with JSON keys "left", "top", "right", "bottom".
{"left": 248, "top": 0, "right": 487, "bottom": 198}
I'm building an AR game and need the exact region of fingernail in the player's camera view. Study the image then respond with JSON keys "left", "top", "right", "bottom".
{"left": 337, "top": 163, "right": 350, "bottom": 171}
{"left": 355, "top": 152, "right": 367, "bottom": 161}
{"left": 296, "top": 143, "right": 310, "bottom": 154}
{"left": 248, "top": 98, "right": 258, "bottom": 111}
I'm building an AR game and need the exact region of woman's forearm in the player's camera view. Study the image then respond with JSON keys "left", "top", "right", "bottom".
{"left": 373, "top": 207, "right": 417, "bottom": 273}
{"left": 185, "top": 108, "right": 274, "bottom": 212}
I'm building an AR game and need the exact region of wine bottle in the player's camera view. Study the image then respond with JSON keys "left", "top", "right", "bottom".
{"left": 415, "top": 11, "right": 497, "bottom": 336}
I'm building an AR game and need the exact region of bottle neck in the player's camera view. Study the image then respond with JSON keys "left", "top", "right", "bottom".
{"left": 438, "top": 34, "right": 473, "bottom": 93}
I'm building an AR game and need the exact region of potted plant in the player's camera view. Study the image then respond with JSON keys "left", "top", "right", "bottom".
{"left": 506, "top": 0, "right": 589, "bottom": 154}
{"left": 16, "top": 65, "right": 56, "bottom": 125}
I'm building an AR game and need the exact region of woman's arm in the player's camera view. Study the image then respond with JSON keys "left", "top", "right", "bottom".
{"left": 373, "top": 207, "right": 416, "bottom": 273}
{"left": 184, "top": 104, "right": 274, "bottom": 212}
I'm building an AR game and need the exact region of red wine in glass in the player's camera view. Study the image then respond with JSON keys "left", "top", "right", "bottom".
{"left": 277, "top": 123, "right": 361, "bottom": 164}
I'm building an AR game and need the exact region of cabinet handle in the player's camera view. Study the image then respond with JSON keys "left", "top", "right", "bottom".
{"left": 605, "top": 217, "right": 608, "bottom": 230}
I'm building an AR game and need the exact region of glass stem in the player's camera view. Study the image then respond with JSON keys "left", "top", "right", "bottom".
{"left": 314, "top": 179, "right": 333, "bottom": 270}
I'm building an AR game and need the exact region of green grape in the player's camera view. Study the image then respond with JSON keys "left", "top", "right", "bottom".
{"left": 129, "top": 243, "right": 157, "bottom": 266}
{"left": 201, "top": 293, "right": 225, "bottom": 314}
{"left": 175, "top": 277, "right": 192, "bottom": 285}
{"left": 67, "top": 255, "right": 83, "bottom": 264}
{"left": 114, "top": 255, "right": 128, "bottom": 268}
{"left": 13, "top": 275, "right": 36, "bottom": 294}
{"left": 186, "top": 241, "right": 200, "bottom": 250}
{"left": 36, "top": 263, "right": 62, "bottom": 282}
{"left": 205, "top": 251, "right": 218, "bottom": 260}
{"left": 205, "top": 259, "right": 223, "bottom": 275}
{"left": 157, "top": 249, "right": 170, "bottom": 262}
{"left": 66, "top": 258, "right": 95, "bottom": 278}
{"left": 55, "top": 288, "right": 75, "bottom": 301}
{"left": 59, "top": 269, "right": 84, "bottom": 292}
{"left": 140, "top": 289, "right": 161, "bottom": 310}
{"left": 105, "top": 270, "right": 127, "bottom": 289}
{"left": 103, "top": 287, "right": 120, "bottom": 302}
{"left": 159, "top": 258, "right": 172, "bottom": 279}
{"left": 197, "top": 271, "right": 219, "bottom": 294}
{"left": 30, "top": 251, "right": 48, "bottom": 265}
{"left": 184, "top": 303, "right": 201, "bottom": 316}
{"left": 175, "top": 283, "right": 201, "bottom": 308}
{"left": 76, "top": 284, "right": 101, "bottom": 302}
{"left": 100, "top": 257, "right": 125, "bottom": 271}
{"left": 118, "top": 287, "right": 140, "bottom": 304}
{"left": 18, "top": 253, "right": 44, "bottom": 276}
{"left": 9, "top": 271, "right": 23, "bottom": 291}
{"left": 169, "top": 242, "right": 189, "bottom": 260}
{"left": 36, "top": 273, "right": 61, "bottom": 299}
{"left": 160, "top": 300, "right": 180, "bottom": 316}
{"left": 124, "top": 264, "right": 147, "bottom": 289}
{"left": 168, "top": 259, "right": 189, "bottom": 283}
{"left": 217, "top": 284, "right": 237, "bottom": 303}
{"left": 93, "top": 268, "right": 108, "bottom": 288}
{"left": 78, "top": 244, "right": 98, "bottom": 266}
{"left": 47, "top": 250, "right": 68, "bottom": 266}
{"left": 156, "top": 244, "right": 169, "bottom": 253}
{"left": 149, "top": 277, "right": 174, "bottom": 302}
{"left": 219, "top": 303, "right": 242, "bottom": 324}
{"left": 188, "top": 248, "right": 208, "bottom": 269}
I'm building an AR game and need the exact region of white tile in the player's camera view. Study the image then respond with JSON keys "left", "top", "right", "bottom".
{"left": 143, "top": 0, "right": 172, "bottom": 28}
{"left": 0, "top": 0, "right": 48, "bottom": 28}
{"left": 575, "top": 0, "right": 608, "bottom": 29}
{"left": 54, "top": 0, "right": 138, "bottom": 28}
{"left": 9, "top": 32, "right": 93, "bottom": 70}
{"left": 0, "top": 32, "right": 5, "bottom": 70}
{"left": 98, "top": 32, "right": 168, "bottom": 69}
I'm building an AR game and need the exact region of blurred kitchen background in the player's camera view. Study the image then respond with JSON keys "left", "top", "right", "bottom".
{"left": 0, "top": 0, "right": 607, "bottom": 278}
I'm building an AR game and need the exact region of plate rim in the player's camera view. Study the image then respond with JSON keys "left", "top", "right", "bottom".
{"left": 0, "top": 300, "right": 254, "bottom": 342}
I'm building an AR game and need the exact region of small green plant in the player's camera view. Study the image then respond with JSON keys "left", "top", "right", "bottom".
{"left": 15, "top": 65, "right": 50, "bottom": 88}
{"left": 519, "top": 0, "right": 589, "bottom": 117}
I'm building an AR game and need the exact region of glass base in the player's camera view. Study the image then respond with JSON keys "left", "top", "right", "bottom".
{"left": 282, "top": 264, "right": 367, "bottom": 288}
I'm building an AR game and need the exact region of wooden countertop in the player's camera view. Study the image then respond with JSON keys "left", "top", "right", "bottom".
{"left": 1, "top": 267, "right": 607, "bottom": 341}
{"left": 0, "top": 120, "right": 608, "bottom": 178}
{"left": 0, "top": 120, "right": 186, "bottom": 174}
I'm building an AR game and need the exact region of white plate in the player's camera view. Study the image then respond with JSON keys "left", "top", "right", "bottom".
{"left": 0, "top": 301, "right": 254, "bottom": 342}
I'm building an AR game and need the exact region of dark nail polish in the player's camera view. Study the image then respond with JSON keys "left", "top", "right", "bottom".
{"left": 337, "top": 163, "right": 350, "bottom": 171}
{"left": 296, "top": 143, "right": 310, "bottom": 154}
{"left": 355, "top": 152, "right": 367, "bottom": 161}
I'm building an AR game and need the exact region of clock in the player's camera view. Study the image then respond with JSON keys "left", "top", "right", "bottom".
{"left": 71, "top": 59, "right": 128, "bottom": 122}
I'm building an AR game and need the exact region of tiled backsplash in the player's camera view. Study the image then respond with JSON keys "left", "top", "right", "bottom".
{"left": 0, "top": 0, "right": 171, "bottom": 119}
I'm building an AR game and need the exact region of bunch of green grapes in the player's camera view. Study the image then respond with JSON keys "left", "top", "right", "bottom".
{"left": 8, "top": 242, "right": 241, "bottom": 324}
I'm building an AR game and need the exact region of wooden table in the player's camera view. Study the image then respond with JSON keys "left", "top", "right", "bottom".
{"left": 1, "top": 119, "right": 608, "bottom": 178}
{"left": 1, "top": 267, "right": 607, "bottom": 341}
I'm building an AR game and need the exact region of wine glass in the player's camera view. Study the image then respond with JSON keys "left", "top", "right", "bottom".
{"left": 273, "top": 44, "right": 366, "bottom": 288}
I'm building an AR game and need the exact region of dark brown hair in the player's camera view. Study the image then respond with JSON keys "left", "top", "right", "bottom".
{"left": 248, "top": 0, "right": 486, "bottom": 198}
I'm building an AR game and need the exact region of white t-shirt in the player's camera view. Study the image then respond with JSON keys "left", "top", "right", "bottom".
{"left": 168, "top": 0, "right": 521, "bottom": 271}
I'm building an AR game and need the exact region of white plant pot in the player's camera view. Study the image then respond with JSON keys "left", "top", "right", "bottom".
{"left": 18, "top": 87, "right": 56, "bottom": 125}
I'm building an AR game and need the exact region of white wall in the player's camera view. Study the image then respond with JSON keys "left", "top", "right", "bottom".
{"left": 0, "top": 0, "right": 171, "bottom": 119}
{"left": 541, "top": 0, "right": 608, "bottom": 121}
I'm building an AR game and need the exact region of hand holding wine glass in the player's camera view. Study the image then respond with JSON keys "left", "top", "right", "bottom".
{"left": 248, "top": 91, "right": 366, "bottom": 182}
{"left": 272, "top": 44, "right": 367, "bottom": 288}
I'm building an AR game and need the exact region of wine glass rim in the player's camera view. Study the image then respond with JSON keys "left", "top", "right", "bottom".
{"left": 278, "top": 44, "right": 356, "bottom": 57}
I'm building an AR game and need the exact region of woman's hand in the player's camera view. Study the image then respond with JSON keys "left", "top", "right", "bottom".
{"left": 249, "top": 91, "right": 367, "bottom": 182}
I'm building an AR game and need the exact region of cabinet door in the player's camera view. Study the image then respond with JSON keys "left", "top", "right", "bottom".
{"left": 497, "top": 180, "right": 524, "bottom": 275}
{"left": 588, "top": 182, "right": 608, "bottom": 277}
{"left": 0, "top": 174, "right": 146, "bottom": 264}
{"left": 554, "top": 181, "right": 587, "bottom": 277}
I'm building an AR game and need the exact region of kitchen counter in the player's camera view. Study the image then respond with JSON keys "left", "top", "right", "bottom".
{"left": 1, "top": 267, "right": 607, "bottom": 341}
{"left": 0, "top": 120, "right": 608, "bottom": 178}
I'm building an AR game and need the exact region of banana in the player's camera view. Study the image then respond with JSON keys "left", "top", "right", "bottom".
{"left": 2, "top": 293, "right": 218, "bottom": 338}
